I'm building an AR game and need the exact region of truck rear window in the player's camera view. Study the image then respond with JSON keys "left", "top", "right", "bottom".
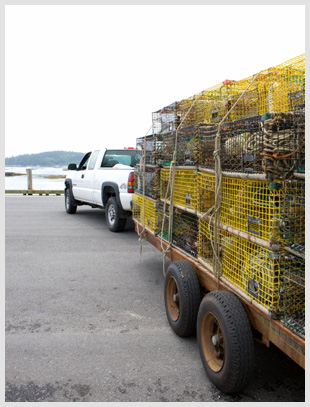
{"left": 101, "top": 150, "right": 141, "bottom": 168}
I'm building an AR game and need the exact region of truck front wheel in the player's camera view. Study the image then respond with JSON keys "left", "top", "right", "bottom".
{"left": 106, "top": 197, "right": 126, "bottom": 232}
{"left": 65, "top": 187, "right": 77, "bottom": 214}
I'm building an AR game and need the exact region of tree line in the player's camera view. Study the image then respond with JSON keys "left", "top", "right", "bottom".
{"left": 5, "top": 151, "right": 85, "bottom": 167}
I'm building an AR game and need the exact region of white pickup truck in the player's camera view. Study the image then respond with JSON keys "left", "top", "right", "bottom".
{"left": 64, "top": 148, "right": 141, "bottom": 232}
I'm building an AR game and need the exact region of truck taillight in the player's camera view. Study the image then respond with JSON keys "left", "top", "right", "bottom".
{"left": 128, "top": 172, "right": 135, "bottom": 193}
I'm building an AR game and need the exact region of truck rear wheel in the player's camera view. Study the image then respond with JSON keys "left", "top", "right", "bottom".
{"left": 164, "top": 261, "right": 201, "bottom": 337}
{"left": 106, "top": 197, "right": 126, "bottom": 232}
{"left": 197, "top": 290, "right": 254, "bottom": 394}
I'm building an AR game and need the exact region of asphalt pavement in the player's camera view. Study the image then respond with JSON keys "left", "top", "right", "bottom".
{"left": 5, "top": 195, "right": 305, "bottom": 402}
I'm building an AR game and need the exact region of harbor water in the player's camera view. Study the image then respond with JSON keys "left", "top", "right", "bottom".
{"left": 5, "top": 167, "right": 67, "bottom": 191}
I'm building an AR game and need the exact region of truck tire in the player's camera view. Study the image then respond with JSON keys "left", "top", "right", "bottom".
{"left": 106, "top": 197, "right": 126, "bottom": 232}
{"left": 164, "top": 261, "right": 201, "bottom": 337}
{"left": 197, "top": 290, "right": 254, "bottom": 394}
{"left": 65, "top": 187, "right": 77, "bottom": 214}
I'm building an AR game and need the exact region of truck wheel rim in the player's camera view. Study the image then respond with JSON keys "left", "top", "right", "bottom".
{"left": 166, "top": 276, "right": 180, "bottom": 322}
{"left": 201, "top": 312, "right": 224, "bottom": 372}
{"left": 65, "top": 190, "right": 70, "bottom": 209}
{"left": 108, "top": 204, "right": 116, "bottom": 225}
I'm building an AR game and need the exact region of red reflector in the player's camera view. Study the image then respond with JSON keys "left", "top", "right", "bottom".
{"left": 124, "top": 147, "right": 134, "bottom": 149}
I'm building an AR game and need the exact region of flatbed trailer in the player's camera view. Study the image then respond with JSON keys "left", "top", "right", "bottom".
{"left": 135, "top": 220, "right": 305, "bottom": 362}
{"left": 134, "top": 54, "right": 305, "bottom": 394}
{"left": 134, "top": 221, "right": 305, "bottom": 393}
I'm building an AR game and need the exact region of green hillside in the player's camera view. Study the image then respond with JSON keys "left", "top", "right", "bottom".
{"left": 5, "top": 151, "right": 85, "bottom": 167}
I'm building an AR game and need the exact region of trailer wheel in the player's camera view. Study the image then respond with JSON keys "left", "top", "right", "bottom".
{"left": 164, "top": 261, "right": 201, "bottom": 337}
{"left": 197, "top": 290, "right": 254, "bottom": 394}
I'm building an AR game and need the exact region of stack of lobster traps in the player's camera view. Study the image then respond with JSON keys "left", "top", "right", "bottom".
{"left": 133, "top": 54, "right": 305, "bottom": 337}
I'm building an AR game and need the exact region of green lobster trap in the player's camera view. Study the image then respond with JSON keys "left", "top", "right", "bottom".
{"left": 279, "top": 253, "right": 305, "bottom": 337}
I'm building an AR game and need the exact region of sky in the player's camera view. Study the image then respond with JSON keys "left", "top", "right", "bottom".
{"left": 4, "top": 4, "right": 305, "bottom": 158}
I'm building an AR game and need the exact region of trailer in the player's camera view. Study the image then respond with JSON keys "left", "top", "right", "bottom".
{"left": 133, "top": 54, "right": 305, "bottom": 394}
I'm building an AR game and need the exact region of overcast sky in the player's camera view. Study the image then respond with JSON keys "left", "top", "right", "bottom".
{"left": 5, "top": 4, "right": 305, "bottom": 158}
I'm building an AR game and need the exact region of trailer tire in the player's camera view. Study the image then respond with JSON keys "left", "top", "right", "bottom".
{"left": 164, "top": 261, "right": 201, "bottom": 337}
{"left": 197, "top": 290, "right": 254, "bottom": 394}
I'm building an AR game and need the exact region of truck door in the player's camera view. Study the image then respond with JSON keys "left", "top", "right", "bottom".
{"left": 73, "top": 151, "right": 99, "bottom": 203}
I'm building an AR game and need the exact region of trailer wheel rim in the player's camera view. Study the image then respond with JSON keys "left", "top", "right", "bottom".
{"left": 166, "top": 276, "right": 180, "bottom": 322}
{"left": 201, "top": 311, "right": 225, "bottom": 372}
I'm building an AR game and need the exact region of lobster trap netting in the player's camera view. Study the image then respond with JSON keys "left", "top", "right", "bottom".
{"left": 198, "top": 219, "right": 215, "bottom": 267}
{"left": 151, "top": 54, "right": 305, "bottom": 179}
{"left": 158, "top": 203, "right": 199, "bottom": 257}
{"left": 221, "top": 178, "right": 284, "bottom": 244}
{"left": 223, "top": 229, "right": 281, "bottom": 312}
{"left": 152, "top": 102, "right": 178, "bottom": 135}
{"left": 134, "top": 167, "right": 160, "bottom": 200}
{"left": 136, "top": 134, "right": 163, "bottom": 166}
{"left": 198, "top": 172, "right": 284, "bottom": 244}
{"left": 260, "top": 111, "right": 305, "bottom": 179}
{"left": 175, "top": 54, "right": 305, "bottom": 129}
{"left": 197, "top": 172, "right": 216, "bottom": 213}
{"left": 199, "top": 220, "right": 305, "bottom": 321}
{"left": 199, "top": 220, "right": 281, "bottom": 313}
{"left": 197, "top": 110, "right": 305, "bottom": 178}
{"left": 279, "top": 253, "right": 305, "bottom": 337}
{"left": 160, "top": 168, "right": 197, "bottom": 210}
{"left": 132, "top": 193, "right": 159, "bottom": 234}
{"left": 281, "top": 179, "right": 305, "bottom": 252}
{"left": 151, "top": 126, "right": 198, "bottom": 167}
{"left": 135, "top": 53, "right": 305, "bottom": 329}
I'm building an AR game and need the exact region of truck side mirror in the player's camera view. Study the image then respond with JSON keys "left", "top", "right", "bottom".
{"left": 68, "top": 163, "right": 77, "bottom": 170}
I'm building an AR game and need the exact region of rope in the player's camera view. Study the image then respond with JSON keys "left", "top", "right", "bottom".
{"left": 160, "top": 96, "right": 198, "bottom": 276}
{"left": 203, "top": 71, "right": 262, "bottom": 289}
{"left": 260, "top": 112, "right": 305, "bottom": 179}
{"left": 138, "top": 125, "right": 153, "bottom": 260}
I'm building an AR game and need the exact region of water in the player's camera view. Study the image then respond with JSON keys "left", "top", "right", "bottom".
{"left": 5, "top": 166, "right": 67, "bottom": 191}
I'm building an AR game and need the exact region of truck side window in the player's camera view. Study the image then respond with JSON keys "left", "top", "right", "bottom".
{"left": 88, "top": 150, "right": 100, "bottom": 170}
{"left": 78, "top": 152, "right": 91, "bottom": 170}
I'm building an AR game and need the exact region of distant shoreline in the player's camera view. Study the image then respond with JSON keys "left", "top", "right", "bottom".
{"left": 5, "top": 172, "right": 27, "bottom": 177}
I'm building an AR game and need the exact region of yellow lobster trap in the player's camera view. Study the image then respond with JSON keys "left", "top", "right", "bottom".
{"left": 172, "top": 54, "right": 305, "bottom": 129}
{"left": 199, "top": 219, "right": 281, "bottom": 314}
{"left": 160, "top": 168, "right": 197, "bottom": 210}
{"left": 198, "top": 172, "right": 285, "bottom": 244}
{"left": 132, "top": 193, "right": 160, "bottom": 234}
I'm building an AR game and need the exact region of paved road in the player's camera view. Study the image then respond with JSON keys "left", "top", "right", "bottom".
{"left": 5, "top": 196, "right": 305, "bottom": 402}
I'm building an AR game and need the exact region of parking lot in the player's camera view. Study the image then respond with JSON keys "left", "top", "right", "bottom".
{"left": 5, "top": 195, "right": 305, "bottom": 402}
